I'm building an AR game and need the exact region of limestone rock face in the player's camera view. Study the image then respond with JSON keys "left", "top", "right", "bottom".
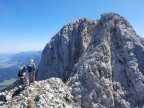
{"left": 37, "top": 18, "right": 98, "bottom": 82}
{"left": 37, "top": 13, "right": 144, "bottom": 108}
{"left": 0, "top": 78, "right": 74, "bottom": 108}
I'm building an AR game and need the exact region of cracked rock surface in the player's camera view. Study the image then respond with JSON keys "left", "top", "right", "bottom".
{"left": 0, "top": 78, "right": 74, "bottom": 108}
{"left": 37, "top": 13, "right": 144, "bottom": 108}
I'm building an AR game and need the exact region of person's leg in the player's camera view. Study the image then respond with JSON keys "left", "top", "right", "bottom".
{"left": 24, "top": 74, "right": 26, "bottom": 85}
{"left": 29, "top": 73, "right": 31, "bottom": 85}
{"left": 32, "top": 72, "right": 35, "bottom": 83}
{"left": 20, "top": 78, "right": 24, "bottom": 87}
{"left": 20, "top": 78, "right": 22, "bottom": 86}
{"left": 23, "top": 77, "right": 26, "bottom": 85}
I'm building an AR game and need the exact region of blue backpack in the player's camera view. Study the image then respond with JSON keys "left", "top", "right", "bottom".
{"left": 28, "top": 63, "right": 35, "bottom": 72}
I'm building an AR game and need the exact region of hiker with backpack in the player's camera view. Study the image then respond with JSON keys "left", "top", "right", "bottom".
{"left": 18, "top": 65, "right": 27, "bottom": 87}
{"left": 27, "top": 59, "right": 36, "bottom": 85}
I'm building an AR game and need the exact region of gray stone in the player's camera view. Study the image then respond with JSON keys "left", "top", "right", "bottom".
{"left": 0, "top": 95, "right": 6, "bottom": 102}
{"left": 0, "top": 78, "right": 74, "bottom": 108}
{"left": 37, "top": 13, "right": 144, "bottom": 108}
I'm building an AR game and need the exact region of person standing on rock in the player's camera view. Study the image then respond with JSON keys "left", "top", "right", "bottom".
{"left": 27, "top": 59, "right": 36, "bottom": 85}
{"left": 18, "top": 65, "right": 27, "bottom": 87}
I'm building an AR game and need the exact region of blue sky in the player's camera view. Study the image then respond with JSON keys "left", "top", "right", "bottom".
{"left": 0, "top": 0, "right": 144, "bottom": 53}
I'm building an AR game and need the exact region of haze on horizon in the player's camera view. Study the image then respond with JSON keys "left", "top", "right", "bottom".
{"left": 0, "top": 0, "right": 144, "bottom": 53}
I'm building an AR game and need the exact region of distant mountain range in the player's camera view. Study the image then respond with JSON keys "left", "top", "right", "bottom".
{"left": 9, "top": 51, "right": 42, "bottom": 67}
{"left": 0, "top": 53, "right": 15, "bottom": 63}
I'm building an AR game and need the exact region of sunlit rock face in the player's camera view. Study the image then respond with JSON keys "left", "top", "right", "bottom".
{"left": 37, "top": 13, "right": 144, "bottom": 108}
{"left": 37, "top": 17, "right": 98, "bottom": 82}
{"left": 0, "top": 78, "right": 74, "bottom": 108}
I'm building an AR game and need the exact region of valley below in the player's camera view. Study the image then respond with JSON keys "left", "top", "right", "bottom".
{"left": 0, "top": 51, "right": 41, "bottom": 91}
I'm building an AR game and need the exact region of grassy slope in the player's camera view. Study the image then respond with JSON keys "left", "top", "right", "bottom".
{"left": 0, "top": 62, "right": 17, "bottom": 68}
{"left": 0, "top": 78, "right": 17, "bottom": 91}
{"left": 0, "top": 78, "right": 17, "bottom": 86}
{"left": 0, "top": 66, "right": 19, "bottom": 82}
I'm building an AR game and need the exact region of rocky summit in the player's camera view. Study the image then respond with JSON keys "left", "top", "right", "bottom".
{"left": 1, "top": 13, "right": 144, "bottom": 108}
{"left": 0, "top": 78, "right": 74, "bottom": 108}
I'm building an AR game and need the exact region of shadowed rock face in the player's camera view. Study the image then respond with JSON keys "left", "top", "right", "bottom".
{"left": 37, "top": 13, "right": 144, "bottom": 107}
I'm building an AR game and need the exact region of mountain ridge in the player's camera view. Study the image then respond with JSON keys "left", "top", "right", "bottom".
{"left": 37, "top": 13, "right": 144, "bottom": 107}
{"left": 0, "top": 13, "right": 144, "bottom": 108}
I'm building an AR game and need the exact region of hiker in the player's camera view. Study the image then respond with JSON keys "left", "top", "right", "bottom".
{"left": 27, "top": 59, "right": 36, "bottom": 85}
{"left": 18, "top": 65, "right": 27, "bottom": 87}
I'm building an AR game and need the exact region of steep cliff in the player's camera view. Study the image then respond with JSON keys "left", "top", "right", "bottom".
{"left": 1, "top": 13, "right": 144, "bottom": 108}
{"left": 37, "top": 13, "right": 144, "bottom": 108}
{"left": 37, "top": 18, "right": 98, "bottom": 82}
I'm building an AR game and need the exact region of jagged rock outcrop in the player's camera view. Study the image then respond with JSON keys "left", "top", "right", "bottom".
{"left": 37, "top": 13, "right": 144, "bottom": 108}
{"left": 37, "top": 18, "right": 98, "bottom": 82}
{"left": 1, "top": 13, "right": 144, "bottom": 108}
{"left": 0, "top": 78, "right": 74, "bottom": 108}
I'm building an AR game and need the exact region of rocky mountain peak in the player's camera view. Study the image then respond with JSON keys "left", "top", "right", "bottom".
{"left": 38, "top": 16, "right": 99, "bottom": 82}
{"left": 36, "top": 13, "right": 144, "bottom": 107}
{"left": 1, "top": 13, "right": 144, "bottom": 108}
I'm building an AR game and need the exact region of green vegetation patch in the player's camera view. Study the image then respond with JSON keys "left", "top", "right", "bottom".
{"left": 0, "top": 62, "right": 17, "bottom": 68}
{"left": 0, "top": 78, "right": 18, "bottom": 91}
{"left": 27, "top": 99, "right": 35, "bottom": 108}
{"left": 0, "top": 78, "right": 17, "bottom": 86}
